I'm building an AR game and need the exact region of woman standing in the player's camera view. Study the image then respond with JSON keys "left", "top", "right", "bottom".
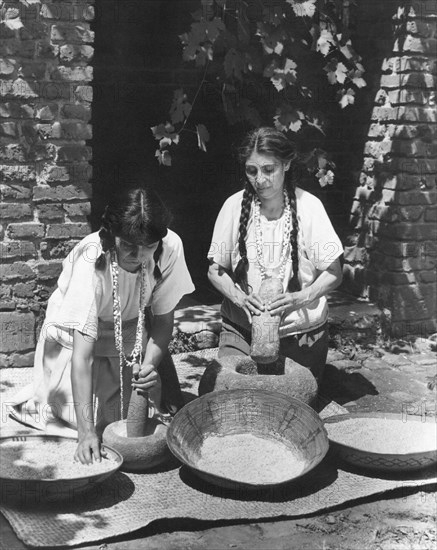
{"left": 208, "top": 127, "right": 343, "bottom": 382}
{"left": 12, "top": 185, "right": 194, "bottom": 463}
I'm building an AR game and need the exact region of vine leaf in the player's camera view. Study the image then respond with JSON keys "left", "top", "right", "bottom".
{"left": 151, "top": 122, "right": 179, "bottom": 142}
{"left": 349, "top": 69, "right": 366, "bottom": 88}
{"left": 274, "top": 106, "right": 304, "bottom": 132}
{"left": 325, "top": 59, "right": 348, "bottom": 84}
{"left": 270, "top": 58, "right": 297, "bottom": 92}
{"left": 196, "top": 124, "right": 210, "bottom": 152}
{"left": 169, "top": 89, "right": 192, "bottom": 125}
{"left": 317, "top": 29, "right": 335, "bottom": 56}
{"left": 263, "top": 5, "right": 284, "bottom": 27}
{"left": 317, "top": 168, "right": 334, "bottom": 187}
{"left": 287, "top": 0, "right": 317, "bottom": 18}
{"left": 155, "top": 149, "right": 172, "bottom": 166}
{"left": 338, "top": 88, "right": 355, "bottom": 108}
{"left": 1, "top": 7, "right": 24, "bottom": 29}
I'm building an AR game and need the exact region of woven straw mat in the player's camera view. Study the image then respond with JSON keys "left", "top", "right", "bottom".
{"left": 0, "top": 348, "right": 436, "bottom": 548}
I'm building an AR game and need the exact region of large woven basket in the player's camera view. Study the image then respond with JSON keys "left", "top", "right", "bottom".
{"left": 0, "top": 434, "right": 123, "bottom": 505}
{"left": 324, "top": 412, "right": 437, "bottom": 472}
{"left": 166, "top": 389, "right": 329, "bottom": 490}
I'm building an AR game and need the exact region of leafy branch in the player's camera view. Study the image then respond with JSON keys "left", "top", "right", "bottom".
{"left": 151, "top": 0, "right": 366, "bottom": 186}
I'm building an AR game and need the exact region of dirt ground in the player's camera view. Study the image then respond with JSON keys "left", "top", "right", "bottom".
{"left": 1, "top": 327, "right": 436, "bottom": 550}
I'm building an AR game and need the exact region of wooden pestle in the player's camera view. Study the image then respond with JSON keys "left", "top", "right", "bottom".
{"left": 126, "top": 387, "right": 150, "bottom": 437}
{"left": 250, "top": 277, "right": 283, "bottom": 364}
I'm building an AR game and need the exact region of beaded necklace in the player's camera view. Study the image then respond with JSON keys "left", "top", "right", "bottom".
{"left": 253, "top": 189, "right": 291, "bottom": 282}
{"left": 110, "top": 248, "right": 146, "bottom": 420}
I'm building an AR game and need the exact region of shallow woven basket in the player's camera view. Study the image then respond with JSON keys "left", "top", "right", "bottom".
{"left": 0, "top": 434, "right": 123, "bottom": 505}
{"left": 166, "top": 388, "right": 329, "bottom": 490}
{"left": 324, "top": 412, "right": 437, "bottom": 472}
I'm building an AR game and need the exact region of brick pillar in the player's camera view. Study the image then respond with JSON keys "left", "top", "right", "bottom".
{"left": 0, "top": 1, "right": 94, "bottom": 366}
{"left": 344, "top": 0, "right": 437, "bottom": 336}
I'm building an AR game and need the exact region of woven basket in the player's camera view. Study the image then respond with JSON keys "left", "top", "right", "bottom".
{"left": 324, "top": 412, "right": 437, "bottom": 472}
{"left": 166, "top": 389, "right": 329, "bottom": 490}
{"left": 0, "top": 435, "right": 123, "bottom": 505}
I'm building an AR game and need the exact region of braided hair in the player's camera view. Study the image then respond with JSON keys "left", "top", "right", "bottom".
{"left": 95, "top": 186, "right": 172, "bottom": 280}
{"left": 235, "top": 127, "right": 301, "bottom": 293}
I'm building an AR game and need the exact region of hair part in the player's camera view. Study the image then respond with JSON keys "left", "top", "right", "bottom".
{"left": 95, "top": 186, "right": 172, "bottom": 279}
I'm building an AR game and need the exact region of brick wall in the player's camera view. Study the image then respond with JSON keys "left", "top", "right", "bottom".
{"left": 0, "top": 0, "right": 94, "bottom": 365}
{"left": 343, "top": 0, "right": 437, "bottom": 336}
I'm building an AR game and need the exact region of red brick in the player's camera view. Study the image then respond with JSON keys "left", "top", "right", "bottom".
{"left": 19, "top": 21, "right": 50, "bottom": 41}
{"left": 0, "top": 164, "right": 36, "bottom": 184}
{"left": 19, "top": 62, "right": 47, "bottom": 80}
{"left": 380, "top": 72, "right": 435, "bottom": 88}
{"left": 0, "top": 284, "right": 11, "bottom": 300}
{"left": 0, "top": 102, "right": 34, "bottom": 119}
{"left": 35, "top": 103, "right": 58, "bottom": 121}
{"left": 387, "top": 89, "right": 432, "bottom": 105}
{"left": 36, "top": 203, "right": 65, "bottom": 221}
{"left": 33, "top": 261, "right": 63, "bottom": 280}
{"left": 0, "top": 241, "right": 36, "bottom": 261}
{"left": 0, "top": 203, "right": 32, "bottom": 220}
{"left": 7, "top": 223, "right": 45, "bottom": 239}
{"left": 33, "top": 184, "right": 91, "bottom": 203}
{"left": 40, "top": 3, "right": 95, "bottom": 22}
{"left": 420, "top": 271, "right": 437, "bottom": 284}
{"left": 396, "top": 191, "right": 437, "bottom": 205}
{"left": 0, "top": 58, "right": 16, "bottom": 75}
{"left": 73, "top": 85, "right": 93, "bottom": 102}
{"left": 424, "top": 207, "right": 437, "bottom": 222}
{"left": 50, "top": 66, "right": 93, "bottom": 82}
{"left": 46, "top": 223, "right": 89, "bottom": 239}
{"left": 63, "top": 202, "right": 91, "bottom": 219}
{"left": 0, "top": 39, "right": 35, "bottom": 58}
{"left": 50, "top": 24, "right": 94, "bottom": 44}
{"left": 59, "top": 44, "right": 94, "bottom": 63}
{"left": 0, "top": 184, "right": 31, "bottom": 201}
{"left": 0, "top": 312, "right": 35, "bottom": 352}
{"left": 398, "top": 206, "right": 425, "bottom": 222}
{"left": 0, "top": 144, "right": 27, "bottom": 162}
{"left": 0, "top": 120, "right": 18, "bottom": 137}
{"left": 8, "top": 351, "right": 35, "bottom": 367}
{"left": 61, "top": 103, "right": 91, "bottom": 121}
{"left": 56, "top": 145, "right": 92, "bottom": 162}
{"left": 13, "top": 281, "right": 36, "bottom": 299}
{"left": 394, "top": 36, "right": 437, "bottom": 54}
{"left": 0, "top": 78, "right": 39, "bottom": 99}
{"left": 36, "top": 42, "right": 60, "bottom": 59}
{"left": 39, "top": 164, "right": 70, "bottom": 183}
{"left": 0, "top": 262, "right": 34, "bottom": 281}
{"left": 372, "top": 106, "right": 436, "bottom": 123}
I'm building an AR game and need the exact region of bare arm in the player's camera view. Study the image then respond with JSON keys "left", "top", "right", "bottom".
{"left": 268, "top": 257, "right": 343, "bottom": 316}
{"left": 207, "top": 261, "right": 264, "bottom": 322}
{"left": 71, "top": 330, "right": 104, "bottom": 464}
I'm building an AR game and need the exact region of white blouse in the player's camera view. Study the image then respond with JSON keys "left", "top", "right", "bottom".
{"left": 208, "top": 188, "right": 343, "bottom": 336}
{"left": 43, "top": 230, "right": 195, "bottom": 345}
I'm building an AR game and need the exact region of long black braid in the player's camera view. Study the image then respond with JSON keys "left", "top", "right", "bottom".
{"left": 284, "top": 178, "right": 301, "bottom": 292}
{"left": 234, "top": 181, "right": 255, "bottom": 293}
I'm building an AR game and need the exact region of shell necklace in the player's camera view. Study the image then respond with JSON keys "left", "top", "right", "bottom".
{"left": 253, "top": 189, "right": 291, "bottom": 281}
{"left": 110, "top": 248, "right": 146, "bottom": 420}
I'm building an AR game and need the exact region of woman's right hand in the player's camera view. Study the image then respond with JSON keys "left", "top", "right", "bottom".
{"left": 75, "top": 432, "right": 106, "bottom": 465}
{"left": 233, "top": 284, "right": 265, "bottom": 323}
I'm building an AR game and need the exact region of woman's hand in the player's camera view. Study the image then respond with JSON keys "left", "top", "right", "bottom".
{"left": 75, "top": 432, "right": 106, "bottom": 465}
{"left": 132, "top": 363, "right": 162, "bottom": 397}
{"left": 233, "top": 284, "right": 265, "bottom": 323}
{"left": 267, "top": 290, "right": 309, "bottom": 317}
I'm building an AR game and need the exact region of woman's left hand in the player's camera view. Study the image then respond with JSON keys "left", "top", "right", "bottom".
{"left": 267, "top": 290, "right": 308, "bottom": 317}
{"left": 132, "top": 363, "right": 162, "bottom": 397}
